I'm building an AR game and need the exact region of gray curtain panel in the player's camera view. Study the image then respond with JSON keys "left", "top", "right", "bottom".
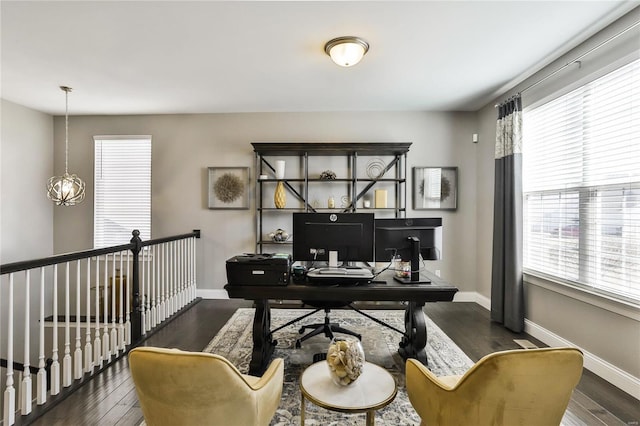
{"left": 491, "top": 95, "right": 524, "bottom": 333}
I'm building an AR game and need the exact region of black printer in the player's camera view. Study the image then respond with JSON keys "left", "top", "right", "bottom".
{"left": 226, "top": 253, "right": 291, "bottom": 286}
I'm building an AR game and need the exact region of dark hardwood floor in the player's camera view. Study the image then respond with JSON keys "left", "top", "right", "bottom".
{"left": 26, "top": 299, "right": 639, "bottom": 425}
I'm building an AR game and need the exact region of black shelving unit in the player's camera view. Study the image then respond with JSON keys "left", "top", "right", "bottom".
{"left": 252, "top": 142, "right": 411, "bottom": 254}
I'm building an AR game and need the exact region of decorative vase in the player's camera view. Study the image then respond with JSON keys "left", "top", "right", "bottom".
{"left": 326, "top": 337, "right": 365, "bottom": 386}
{"left": 274, "top": 181, "right": 286, "bottom": 209}
{"left": 275, "top": 160, "right": 286, "bottom": 180}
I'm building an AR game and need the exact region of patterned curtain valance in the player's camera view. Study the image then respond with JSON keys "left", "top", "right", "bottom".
{"left": 495, "top": 95, "right": 523, "bottom": 159}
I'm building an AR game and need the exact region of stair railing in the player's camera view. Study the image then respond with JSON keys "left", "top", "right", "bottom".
{"left": 0, "top": 229, "right": 200, "bottom": 425}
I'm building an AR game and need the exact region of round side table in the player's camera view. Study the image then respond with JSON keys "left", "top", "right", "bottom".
{"left": 299, "top": 361, "right": 397, "bottom": 426}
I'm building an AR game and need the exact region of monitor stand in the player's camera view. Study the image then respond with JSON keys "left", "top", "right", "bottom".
{"left": 393, "top": 236, "right": 430, "bottom": 284}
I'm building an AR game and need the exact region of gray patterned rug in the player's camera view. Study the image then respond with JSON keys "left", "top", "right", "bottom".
{"left": 203, "top": 308, "right": 473, "bottom": 425}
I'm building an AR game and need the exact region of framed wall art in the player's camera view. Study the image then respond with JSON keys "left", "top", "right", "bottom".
{"left": 413, "top": 167, "right": 458, "bottom": 210}
{"left": 208, "top": 167, "right": 250, "bottom": 209}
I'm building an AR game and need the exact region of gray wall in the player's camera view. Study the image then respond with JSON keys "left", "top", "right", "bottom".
{"left": 1, "top": 99, "right": 54, "bottom": 262}
{"left": 52, "top": 111, "right": 478, "bottom": 295}
{"left": 1, "top": 99, "right": 54, "bottom": 363}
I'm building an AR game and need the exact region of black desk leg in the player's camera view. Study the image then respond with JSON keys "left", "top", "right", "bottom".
{"left": 249, "top": 299, "right": 277, "bottom": 376}
{"left": 398, "top": 301, "right": 428, "bottom": 365}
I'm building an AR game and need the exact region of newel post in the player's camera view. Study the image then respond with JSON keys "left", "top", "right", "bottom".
{"left": 130, "top": 230, "right": 143, "bottom": 344}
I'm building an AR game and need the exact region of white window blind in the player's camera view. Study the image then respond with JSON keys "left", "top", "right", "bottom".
{"left": 523, "top": 58, "right": 640, "bottom": 302}
{"left": 94, "top": 136, "right": 152, "bottom": 248}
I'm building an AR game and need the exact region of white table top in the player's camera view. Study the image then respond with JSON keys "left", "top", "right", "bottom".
{"left": 300, "top": 361, "right": 397, "bottom": 413}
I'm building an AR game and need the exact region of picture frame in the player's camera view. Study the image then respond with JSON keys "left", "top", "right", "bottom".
{"left": 208, "top": 166, "right": 250, "bottom": 209}
{"left": 412, "top": 167, "right": 458, "bottom": 210}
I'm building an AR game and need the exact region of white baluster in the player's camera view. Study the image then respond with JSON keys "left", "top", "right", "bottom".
{"left": 174, "top": 241, "right": 179, "bottom": 313}
{"left": 187, "top": 237, "right": 192, "bottom": 301}
{"left": 125, "top": 251, "right": 131, "bottom": 346}
{"left": 140, "top": 247, "right": 147, "bottom": 335}
{"left": 179, "top": 240, "right": 184, "bottom": 308}
{"left": 51, "top": 265, "right": 60, "bottom": 395}
{"left": 185, "top": 239, "right": 190, "bottom": 304}
{"left": 151, "top": 245, "right": 157, "bottom": 328}
{"left": 170, "top": 241, "right": 175, "bottom": 316}
{"left": 37, "top": 268, "right": 47, "bottom": 405}
{"left": 21, "top": 270, "right": 33, "bottom": 415}
{"left": 165, "top": 242, "right": 170, "bottom": 318}
{"left": 84, "top": 258, "right": 93, "bottom": 372}
{"left": 63, "top": 263, "right": 72, "bottom": 387}
{"left": 164, "top": 243, "right": 168, "bottom": 319}
{"left": 103, "top": 254, "right": 110, "bottom": 361}
{"left": 158, "top": 243, "right": 165, "bottom": 323}
{"left": 192, "top": 236, "right": 197, "bottom": 301}
{"left": 147, "top": 247, "right": 152, "bottom": 331}
{"left": 4, "top": 273, "right": 16, "bottom": 426}
{"left": 188, "top": 238, "right": 193, "bottom": 303}
{"left": 94, "top": 256, "right": 102, "bottom": 368}
{"left": 74, "top": 261, "right": 83, "bottom": 379}
{"left": 118, "top": 252, "right": 125, "bottom": 350}
{"left": 110, "top": 255, "right": 118, "bottom": 354}
{"left": 144, "top": 247, "right": 149, "bottom": 334}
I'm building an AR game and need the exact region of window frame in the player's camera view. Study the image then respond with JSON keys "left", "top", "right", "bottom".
{"left": 93, "top": 135, "right": 152, "bottom": 249}
{"left": 521, "top": 58, "right": 640, "bottom": 308}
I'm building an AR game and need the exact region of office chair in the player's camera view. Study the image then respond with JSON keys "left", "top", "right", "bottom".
{"left": 406, "top": 347, "right": 583, "bottom": 426}
{"left": 295, "top": 301, "right": 361, "bottom": 348}
{"left": 129, "top": 347, "right": 284, "bottom": 426}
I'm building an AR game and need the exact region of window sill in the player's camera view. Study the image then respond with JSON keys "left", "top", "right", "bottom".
{"left": 523, "top": 271, "right": 640, "bottom": 322}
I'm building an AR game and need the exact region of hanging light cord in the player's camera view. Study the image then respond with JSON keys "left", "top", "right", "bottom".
{"left": 62, "top": 86, "right": 71, "bottom": 175}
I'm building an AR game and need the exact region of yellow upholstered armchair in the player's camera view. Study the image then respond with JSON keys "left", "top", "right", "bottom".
{"left": 129, "top": 347, "right": 284, "bottom": 426}
{"left": 406, "top": 347, "right": 583, "bottom": 426}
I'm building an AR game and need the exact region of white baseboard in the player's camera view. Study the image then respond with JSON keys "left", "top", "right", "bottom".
{"left": 196, "top": 289, "right": 228, "bottom": 299}
{"left": 453, "top": 291, "right": 491, "bottom": 310}
{"left": 456, "top": 291, "right": 639, "bottom": 399}
{"left": 525, "top": 318, "right": 640, "bottom": 400}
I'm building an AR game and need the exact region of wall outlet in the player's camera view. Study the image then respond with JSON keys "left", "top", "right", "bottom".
{"left": 435, "top": 269, "right": 441, "bottom": 277}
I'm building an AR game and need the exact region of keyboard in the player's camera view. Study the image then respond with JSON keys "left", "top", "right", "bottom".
{"left": 307, "top": 267, "right": 374, "bottom": 280}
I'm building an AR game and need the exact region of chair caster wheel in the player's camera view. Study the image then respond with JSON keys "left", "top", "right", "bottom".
{"left": 295, "top": 340, "right": 301, "bottom": 348}
{"left": 356, "top": 334, "right": 362, "bottom": 340}
{"left": 298, "top": 328, "right": 305, "bottom": 334}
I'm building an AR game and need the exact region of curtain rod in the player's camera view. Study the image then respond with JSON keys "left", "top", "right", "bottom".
{"left": 496, "top": 19, "right": 640, "bottom": 107}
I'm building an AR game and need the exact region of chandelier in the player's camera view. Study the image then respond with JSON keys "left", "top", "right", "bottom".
{"left": 47, "top": 86, "right": 86, "bottom": 206}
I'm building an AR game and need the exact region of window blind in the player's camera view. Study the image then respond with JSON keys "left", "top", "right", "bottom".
{"left": 522, "top": 58, "right": 640, "bottom": 302}
{"left": 94, "top": 137, "right": 152, "bottom": 248}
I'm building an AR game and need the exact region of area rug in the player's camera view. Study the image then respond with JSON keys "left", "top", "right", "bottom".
{"left": 203, "top": 308, "right": 472, "bottom": 425}
{"left": 200, "top": 307, "right": 622, "bottom": 426}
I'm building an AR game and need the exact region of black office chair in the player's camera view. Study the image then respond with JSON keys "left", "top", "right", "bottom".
{"left": 295, "top": 301, "right": 361, "bottom": 348}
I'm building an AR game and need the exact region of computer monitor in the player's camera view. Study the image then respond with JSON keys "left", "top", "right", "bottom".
{"left": 374, "top": 217, "right": 442, "bottom": 283}
{"left": 293, "top": 213, "right": 375, "bottom": 264}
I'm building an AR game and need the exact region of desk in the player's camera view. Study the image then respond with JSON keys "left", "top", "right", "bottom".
{"left": 224, "top": 270, "right": 458, "bottom": 375}
{"left": 300, "top": 361, "right": 397, "bottom": 425}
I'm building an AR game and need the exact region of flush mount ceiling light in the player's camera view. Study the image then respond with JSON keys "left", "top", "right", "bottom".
{"left": 47, "top": 86, "right": 86, "bottom": 206}
{"left": 324, "top": 36, "right": 369, "bottom": 67}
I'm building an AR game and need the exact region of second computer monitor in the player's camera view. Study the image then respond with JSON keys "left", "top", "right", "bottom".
{"left": 374, "top": 217, "right": 443, "bottom": 263}
{"left": 293, "top": 212, "right": 375, "bottom": 264}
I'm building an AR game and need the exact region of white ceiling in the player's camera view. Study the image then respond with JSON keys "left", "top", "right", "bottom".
{"left": 1, "top": 1, "right": 637, "bottom": 116}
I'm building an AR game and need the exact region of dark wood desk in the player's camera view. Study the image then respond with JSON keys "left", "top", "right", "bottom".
{"left": 224, "top": 270, "right": 458, "bottom": 375}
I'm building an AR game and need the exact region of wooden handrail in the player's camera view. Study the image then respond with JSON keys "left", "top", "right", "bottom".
{"left": 1, "top": 230, "right": 200, "bottom": 275}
